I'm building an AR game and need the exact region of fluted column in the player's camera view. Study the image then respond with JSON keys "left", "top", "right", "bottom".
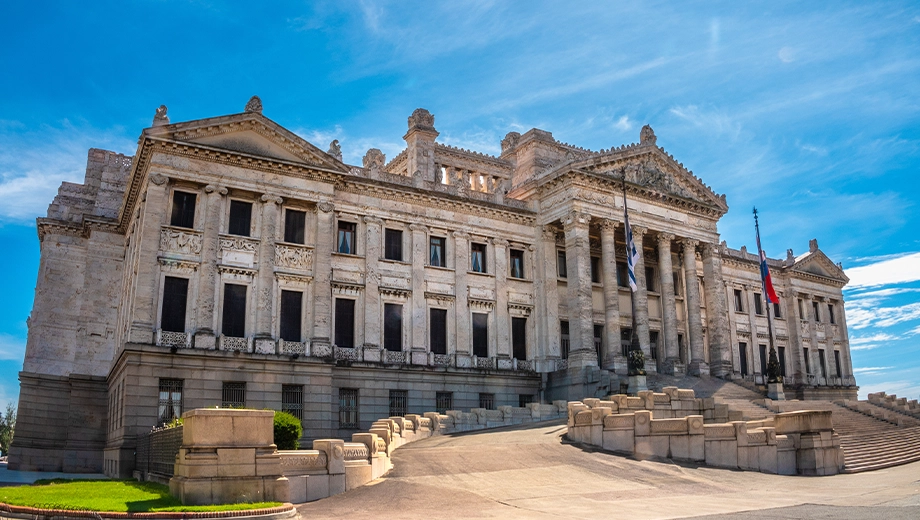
{"left": 453, "top": 231, "right": 471, "bottom": 364}
{"left": 311, "top": 201, "right": 335, "bottom": 347}
{"left": 656, "top": 232, "right": 679, "bottom": 374}
{"left": 562, "top": 211, "right": 596, "bottom": 368}
{"left": 363, "top": 216, "right": 383, "bottom": 349}
{"left": 493, "top": 238, "right": 510, "bottom": 359}
{"left": 409, "top": 224, "right": 428, "bottom": 354}
{"left": 599, "top": 220, "right": 620, "bottom": 370}
{"left": 254, "top": 194, "right": 282, "bottom": 353}
{"left": 680, "top": 238, "right": 708, "bottom": 376}
{"left": 536, "top": 225, "right": 561, "bottom": 364}
{"left": 701, "top": 242, "right": 732, "bottom": 378}
{"left": 129, "top": 173, "right": 171, "bottom": 344}
{"left": 193, "top": 184, "right": 226, "bottom": 349}
{"left": 631, "top": 226, "right": 653, "bottom": 367}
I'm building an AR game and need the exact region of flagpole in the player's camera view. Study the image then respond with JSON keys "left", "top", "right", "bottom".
{"left": 754, "top": 208, "right": 782, "bottom": 386}
{"left": 624, "top": 179, "right": 643, "bottom": 378}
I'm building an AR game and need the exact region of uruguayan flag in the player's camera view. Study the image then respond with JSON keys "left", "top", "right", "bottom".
{"left": 624, "top": 209, "right": 641, "bottom": 292}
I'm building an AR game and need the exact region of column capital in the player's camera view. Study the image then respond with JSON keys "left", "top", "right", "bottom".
{"left": 205, "top": 185, "right": 228, "bottom": 195}
{"left": 699, "top": 241, "right": 720, "bottom": 256}
{"left": 631, "top": 225, "right": 648, "bottom": 238}
{"left": 363, "top": 216, "right": 384, "bottom": 225}
{"left": 598, "top": 219, "right": 620, "bottom": 232}
{"left": 541, "top": 225, "right": 559, "bottom": 241}
{"left": 317, "top": 201, "right": 335, "bottom": 213}
{"left": 491, "top": 238, "right": 509, "bottom": 248}
{"left": 561, "top": 210, "right": 591, "bottom": 230}
{"left": 451, "top": 230, "right": 470, "bottom": 240}
{"left": 656, "top": 232, "right": 675, "bottom": 244}
{"left": 260, "top": 194, "right": 283, "bottom": 205}
{"left": 678, "top": 237, "right": 699, "bottom": 250}
{"left": 408, "top": 223, "right": 428, "bottom": 233}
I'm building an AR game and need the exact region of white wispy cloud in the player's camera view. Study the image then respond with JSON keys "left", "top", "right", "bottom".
{"left": 845, "top": 252, "right": 920, "bottom": 288}
{"left": 847, "top": 302, "right": 920, "bottom": 330}
{"left": 614, "top": 116, "right": 632, "bottom": 132}
{"left": 852, "top": 366, "right": 893, "bottom": 374}
{"left": 0, "top": 333, "right": 25, "bottom": 361}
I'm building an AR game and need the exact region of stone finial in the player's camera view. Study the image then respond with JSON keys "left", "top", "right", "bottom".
{"left": 362, "top": 148, "right": 386, "bottom": 171}
{"left": 501, "top": 131, "right": 521, "bottom": 153}
{"left": 152, "top": 105, "right": 169, "bottom": 126}
{"left": 809, "top": 238, "right": 819, "bottom": 252}
{"left": 327, "top": 139, "right": 343, "bottom": 161}
{"left": 640, "top": 124, "right": 657, "bottom": 145}
{"left": 786, "top": 248, "right": 795, "bottom": 265}
{"left": 408, "top": 108, "right": 435, "bottom": 130}
{"left": 245, "top": 95, "right": 263, "bottom": 114}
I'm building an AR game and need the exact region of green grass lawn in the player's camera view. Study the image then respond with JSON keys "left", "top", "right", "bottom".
{"left": 0, "top": 479, "right": 283, "bottom": 512}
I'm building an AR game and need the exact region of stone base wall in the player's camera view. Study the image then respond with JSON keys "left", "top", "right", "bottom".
{"left": 797, "top": 385, "right": 858, "bottom": 401}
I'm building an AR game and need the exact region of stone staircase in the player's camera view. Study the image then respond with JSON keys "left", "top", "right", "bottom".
{"left": 838, "top": 426, "right": 920, "bottom": 473}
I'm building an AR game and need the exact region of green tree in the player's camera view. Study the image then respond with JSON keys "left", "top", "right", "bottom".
{"left": 0, "top": 402, "right": 16, "bottom": 457}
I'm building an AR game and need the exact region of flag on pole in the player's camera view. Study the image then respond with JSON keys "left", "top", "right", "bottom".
{"left": 624, "top": 205, "right": 641, "bottom": 293}
{"left": 756, "top": 219, "right": 780, "bottom": 304}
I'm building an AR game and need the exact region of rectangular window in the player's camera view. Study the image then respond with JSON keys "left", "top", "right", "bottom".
{"left": 834, "top": 350, "right": 842, "bottom": 378}
{"left": 472, "top": 312, "right": 488, "bottom": 357}
{"left": 384, "top": 303, "right": 403, "bottom": 352}
{"left": 471, "top": 243, "right": 487, "bottom": 273}
{"left": 279, "top": 290, "right": 302, "bottom": 342}
{"left": 228, "top": 200, "right": 252, "bottom": 237}
{"left": 429, "top": 236, "right": 446, "bottom": 267}
{"left": 337, "top": 221, "right": 356, "bottom": 254}
{"left": 812, "top": 301, "right": 821, "bottom": 322}
{"left": 334, "top": 298, "right": 356, "bottom": 348}
{"left": 754, "top": 293, "right": 764, "bottom": 315}
{"left": 221, "top": 382, "right": 246, "bottom": 409}
{"left": 734, "top": 289, "right": 744, "bottom": 312}
{"left": 519, "top": 395, "right": 535, "bottom": 408}
{"left": 222, "top": 284, "right": 247, "bottom": 338}
{"left": 773, "top": 302, "right": 782, "bottom": 318}
{"left": 645, "top": 266, "right": 655, "bottom": 292}
{"left": 430, "top": 308, "right": 448, "bottom": 355}
{"left": 778, "top": 346, "right": 787, "bottom": 378}
{"left": 389, "top": 390, "right": 408, "bottom": 417}
{"left": 678, "top": 334, "right": 685, "bottom": 362}
{"left": 384, "top": 228, "right": 403, "bottom": 261}
{"left": 282, "top": 384, "right": 304, "bottom": 422}
{"left": 284, "top": 209, "right": 306, "bottom": 244}
{"left": 594, "top": 324, "right": 604, "bottom": 360}
{"left": 558, "top": 251, "right": 568, "bottom": 278}
{"left": 649, "top": 330, "right": 659, "bottom": 360}
{"left": 510, "top": 249, "right": 525, "bottom": 279}
{"left": 804, "top": 347, "right": 811, "bottom": 374}
{"left": 338, "top": 388, "right": 359, "bottom": 429}
{"left": 739, "top": 342, "right": 748, "bottom": 376}
{"left": 479, "top": 393, "right": 495, "bottom": 410}
{"left": 617, "top": 262, "right": 629, "bottom": 288}
{"left": 621, "top": 328, "right": 633, "bottom": 357}
{"left": 818, "top": 349, "right": 828, "bottom": 378}
{"left": 828, "top": 304, "right": 836, "bottom": 325}
{"left": 591, "top": 256, "right": 602, "bottom": 283}
{"left": 759, "top": 344, "right": 768, "bottom": 375}
{"left": 512, "top": 317, "right": 527, "bottom": 360}
{"left": 436, "top": 392, "right": 453, "bottom": 414}
{"left": 561, "top": 320, "right": 570, "bottom": 358}
{"left": 673, "top": 272, "right": 681, "bottom": 296}
{"left": 161, "top": 276, "right": 189, "bottom": 333}
{"left": 798, "top": 298, "right": 805, "bottom": 319}
{"left": 157, "top": 379, "right": 183, "bottom": 424}
{"left": 170, "top": 191, "right": 196, "bottom": 228}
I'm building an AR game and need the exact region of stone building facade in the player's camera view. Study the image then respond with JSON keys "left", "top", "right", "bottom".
{"left": 10, "top": 99, "right": 856, "bottom": 476}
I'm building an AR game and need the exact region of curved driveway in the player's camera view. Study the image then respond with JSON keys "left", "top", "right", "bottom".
{"left": 298, "top": 420, "right": 920, "bottom": 519}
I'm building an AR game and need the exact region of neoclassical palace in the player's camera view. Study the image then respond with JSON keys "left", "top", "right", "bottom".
{"left": 10, "top": 98, "right": 856, "bottom": 476}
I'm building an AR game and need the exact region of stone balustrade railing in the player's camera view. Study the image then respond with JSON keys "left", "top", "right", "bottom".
{"left": 566, "top": 392, "right": 843, "bottom": 476}
{"left": 867, "top": 392, "right": 920, "bottom": 418}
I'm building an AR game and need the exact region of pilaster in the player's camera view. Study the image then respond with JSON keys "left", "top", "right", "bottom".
{"left": 194, "top": 185, "right": 226, "bottom": 349}
{"left": 656, "top": 232, "right": 679, "bottom": 374}
{"left": 129, "top": 173, "right": 170, "bottom": 344}
{"left": 680, "top": 238, "right": 708, "bottom": 376}
{"left": 562, "top": 211, "right": 597, "bottom": 368}
{"left": 453, "top": 231, "right": 471, "bottom": 362}
{"left": 409, "top": 224, "right": 428, "bottom": 352}
{"left": 311, "top": 201, "right": 335, "bottom": 347}
{"left": 599, "top": 219, "right": 621, "bottom": 370}
{"left": 363, "top": 217, "right": 383, "bottom": 349}
{"left": 493, "top": 238, "right": 510, "bottom": 359}
{"left": 536, "top": 225, "right": 561, "bottom": 365}
{"left": 254, "top": 194, "right": 282, "bottom": 353}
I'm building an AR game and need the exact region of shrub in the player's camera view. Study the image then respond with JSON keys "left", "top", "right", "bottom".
{"left": 273, "top": 411, "right": 302, "bottom": 450}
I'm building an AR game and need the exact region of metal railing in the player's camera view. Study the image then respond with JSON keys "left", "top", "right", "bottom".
{"left": 135, "top": 424, "right": 183, "bottom": 478}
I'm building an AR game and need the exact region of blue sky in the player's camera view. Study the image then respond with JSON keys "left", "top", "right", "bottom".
{"left": 1, "top": 1, "right": 918, "bottom": 405}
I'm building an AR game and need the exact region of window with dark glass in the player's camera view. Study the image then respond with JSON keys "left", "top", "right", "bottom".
{"left": 649, "top": 330, "right": 658, "bottom": 360}
{"left": 828, "top": 304, "right": 836, "bottom": 324}
{"left": 678, "top": 334, "right": 685, "bottom": 362}
{"left": 645, "top": 266, "right": 655, "bottom": 292}
{"left": 797, "top": 298, "right": 805, "bottom": 319}
{"left": 337, "top": 221, "right": 356, "bottom": 254}
{"left": 430, "top": 308, "right": 448, "bottom": 355}
{"left": 479, "top": 393, "right": 495, "bottom": 410}
{"left": 739, "top": 342, "right": 748, "bottom": 376}
{"left": 170, "top": 191, "right": 196, "bottom": 228}
{"left": 471, "top": 243, "right": 486, "bottom": 273}
{"left": 389, "top": 390, "right": 408, "bottom": 417}
{"left": 221, "top": 382, "right": 246, "bottom": 408}
{"left": 338, "top": 388, "right": 359, "bottom": 429}
{"left": 734, "top": 289, "right": 744, "bottom": 312}
{"left": 279, "top": 290, "right": 302, "bottom": 342}
{"left": 221, "top": 284, "right": 247, "bottom": 337}
{"left": 158, "top": 379, "right": 183, "bottom": 424}
{"left": 754, "top": 293, "right": 764, "bottom": 315}
{"left": 228, "top": 200, "right": 252, "bottom": 237}
{"left": 673, "top": 272, "right": 681, "bottom": 296}
{"left": 778, "top": 346, "right": 787, "bottom": 377}
{"left": 558, "top": 251, "right": 568, "bottom": 278}
{"left": 429, "top": 236, "right": 446, "bottom": 267}
{"left": 510, "top": 249, "right": 525, "bottom": 279}
{"left": 804, "top": 347, "right": 811, "bottom": 374}
{"left": 284, "top": 209, "right": 306, "bottom": 244}
{"left": 519, "top": 395, "right": 535, "bottom": 407}
{"left": 282, "top": 385, "right": 303, "bottom": 421}
{"left": 435, "top": 392, "right": 453, "bottom": 414}
{"left": 591, "top": 257, "right": 602, "bottom": 283}
{"left": 759, "top": 344, "right": 768, "bottom": 375}
{"left": 594, "top": 324, "right": 604, "bottom": 360}
{"left": 334, "top": 298, "right": 356, "bottom": 348}
{"left": 834, "top": 350, "right": 842, "bottom": 378}
{"left": 161, "top": 276, "right": 189, "bottom": 333}
{"left": 617, "top": 262, "right": 629, "bottom": 288}
{"left": 812, "top": 301, "right": 821, "bottom": 322}
{"left": 384, "top": 303, "right": 403, "bottom": 352}
{"left": 384, "top": 228, "right": 403, "bottom": 261}
{"left": 472, "top": 313, "right": 488, "bottom": 357}
{"left": 621, "top": 328, "right": 632, "bottom": 357}
{"left": 512, "top": 317, "right": 527, "bottom": 360}
{"left": 818, "top": 349, "right": 828, "bottom": 377}
{"left": 560, "top": 320, "right": 570, "bottom": 358}
{"left": 773, "top": 302, "right": 782, "bottom": 318}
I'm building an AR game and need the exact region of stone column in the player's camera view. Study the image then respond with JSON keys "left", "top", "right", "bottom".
{"left": 311, "top": 201, "right": 335, "bottom": 348}
{"left": 409, "top": 224, "right": 428, "bottom": 356}
{"left": 129, "top": 173, "right": 170, "bottom": 344}
{"left": 656, "top": 232, "right": 679, "bottom": 374}
{"left": 493, "top": 238, "right": 510, "bottom": 359}
{"left": 701, "top": 242, "right": 732, "bottom": 378}
{"left": 563, "top": 211, "right": 596, "bottom": 368}
{"left": 599, "top": 220, "right": 620, "bottom": 370}
{"left": 680, "top": 238, "right": 708, "bottom": 376}
{"left": 193, "top": 184, "right": 226, "bottom": 349}
{"left": 631, "top": 226, "right": 653, "bottom": 367}
{"left": 363, "top": 217, "right": 383, "bottom": 349}
{"left": 453, "top": 231, "right": 471, "bottom": 366}
{"left": 535, "top": 225, "right": 561, "bottom": 367}
{"left": 254, "top": 194, "right": 282, "bottom": 354}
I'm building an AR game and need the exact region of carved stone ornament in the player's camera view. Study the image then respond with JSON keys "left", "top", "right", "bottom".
{"left": 219, "top": 236, "right": 258, "bottom": 253}
{"left": 152, "top": 105, "right": 169, "bottom": 126}
{"left": 160, "top": 228, "right": 202, "bottom": 255}
{"left": 149, "top": 173, "right": 168, "bottom": 186}
{"left": 327, "top": 139, "right": 343, "bottom": 161}
{"left": 501, "top": 131, "right": 521, "bottom": 152}
{"left": 408, "top": 108, "right": 435, "bottom": 130}
{"left": 261, "top": 193, "right": 283, "bottom": 205}
{"left": 245, "top": 95, "right": 263, "bottom": 114}
{"left": 205, "top": 185, "right": 228, "bottom": 195}
{"left": 598, "top": 219, "right": 619, "bottom": 232}
{"left": 657, "top": 232, "right": 675, "bottom": 244}
{"left": 275, "top": 243, "right": 314, "bottom": 271}
{"left": 640, "top": 124, "right": 657, "bottom": 145}
{"left": 363, "top": 148, "right": 386, "bottom": 171}
{"left": 317, "top": 201, "right": 334, "bottom": 213}
{"left": 562, "top": 211, "right": 591, "bottom": 230}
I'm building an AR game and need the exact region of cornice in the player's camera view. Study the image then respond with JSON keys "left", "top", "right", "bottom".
{"left": 36, "top": 216, "right": 121, "bottom": 242}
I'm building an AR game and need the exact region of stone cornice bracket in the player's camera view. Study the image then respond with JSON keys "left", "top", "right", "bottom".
{"left": 656, "top": 232, "right": 675, "bottom": 244}
{"left": 408, "top": 223, "right": 428, "bottom": 233}
{"left": 261, "top": 194, "right": 283, "bottom": 205}
{"left": 149, "top": 173, "right": 168, "bottom": 186}
{"left": 451, "top": 230, "right": 470, "bottom": 240}
{"left": 245, "top": 95, "right": 263, "bottom": 114}
{"left": 205, "top": 185, "right": 228, "bottom": 196}
{"left": 491, "top": 238, "right": 510, "bottom": 248}
{"left": 317, "top": 201, "right": 334, "bottom": 213}
{"left": 561, "top": 211, "right": 591, "bottom": 231}
{"left": 598, "top": 219, "right": 620, "bottom": 232}
{"left": 363, "top": 216, "right": 384, "bottom": 225}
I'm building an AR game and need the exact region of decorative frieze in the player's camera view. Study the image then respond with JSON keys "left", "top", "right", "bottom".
{"left": 385, "top": 350, "right": 408, "bottom": 365}
{"left": 274, "top": 243, "right": 314, "bottom": 271}
{"left": 160, "top": 227, "right": 202, "bottom": 256}
{"left": 334, "top": 346, "right": 360, "bottom": 362}
{"left": 220, "top": 335, "right": 251, "bottom": 352}
{"left": 279, "top": 340, "right": 306, "bottom": 356}
{"left": 158, "top": 258, "right": 199, "bottom": 274}
{"left": 156, "top": 329, "right": 191, "bottom": 349}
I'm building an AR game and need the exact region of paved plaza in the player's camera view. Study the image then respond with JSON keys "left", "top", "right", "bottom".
{"left": 298, "top": 420, "right": 920, "bottom": 520}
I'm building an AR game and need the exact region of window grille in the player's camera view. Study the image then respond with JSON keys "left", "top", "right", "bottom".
{"left": 221, "top": 382, "right": 246, "bottom": 409}
{"left": 161, "top": 277, "right": 189, "bottom": 333}
{"left": 472, "top": 313, "right": 488, "bottom": 357}
{"left": 334, "top": 298, "right": 356, "bottom": 348}
{"left": 279, "top": 290, "right": 303, "bottom": 342}
{"left": 389, "top": 390, "right": 408, "bottom": 417}
{"left": 158, "top": 379, "right": 183, "bottom": 424}
{"left": 222, "top": 284, "right": 247, "bottom": 338}
{"left": 471, "top": 243, "right": 486, "bottom": 273}
{"left": 282, "top": 385, "right": 304, "bottom": 421}
{"left": 284, "top": 209, "right": 306, "bottom": 244}
{"left": 510, "top": 249, "right": 525, "bottom": 279}
{"left": 435, "top": 392, "right": 452, "bottom": 414}
{"left": 384, "top": 304, "right": 403, "bottom": 352}
{"left": 430, "top": 308, "right": 448, "bottom": 355}
{"left": 170, "top": 191, "right": 196, "bottom": 228}
{"left": 228, "top": 200, "right": 252, "bottom": 237}
{"left": 479, "top": 393, "right": 495, "bottom": 410}
{"left": 339, "top": 388, "right": 359, "bottom": 429}
{"left": 384, "top": 229, "right": 403, "bottom": 261}
{"left": 648, "top": 330, "right": 658, "bottom": 360}
{"left": 512, "top": 317, "right": 527, "bottom": 360}
{"left": 337, "top": 221, "right": 356, "bottom": 254}
{"left": 429, "top": 236, "right": 446, "bottom": 267}
{"left": 620, "top": 327, "right": 632, "bottom": 357}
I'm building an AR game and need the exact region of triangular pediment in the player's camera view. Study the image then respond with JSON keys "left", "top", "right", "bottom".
{"left": 147, "top": 112, "right": 349, "bottom": 173}
{"left": 791, "top": 250, "right": 849, "bottom": 283}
